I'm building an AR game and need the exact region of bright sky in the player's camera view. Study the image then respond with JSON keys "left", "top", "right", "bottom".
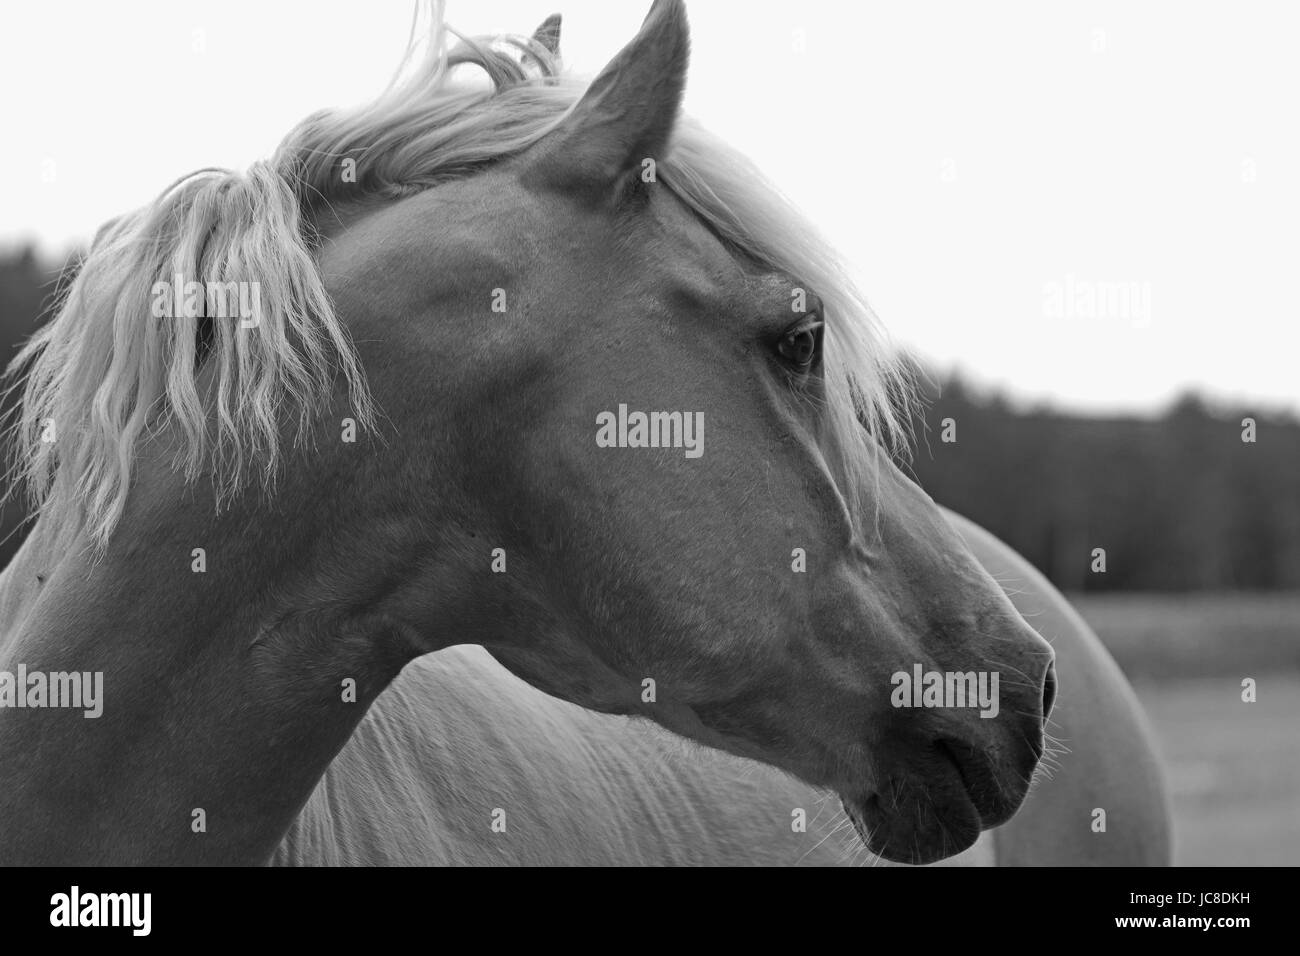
{"left": 2, "top": 0, "right": 1297, "bottom": 415}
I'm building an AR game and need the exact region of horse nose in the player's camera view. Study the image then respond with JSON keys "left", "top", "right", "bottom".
{"left": 1041, "top": 659, "right": 1057, "bottom": 724}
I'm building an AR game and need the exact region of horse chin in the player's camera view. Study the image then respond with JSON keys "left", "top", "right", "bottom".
{"left": 839, "top": 734, "right": 1038, "bottom": 864}
{"left": 840, "top": 786, "right": 982, "bottom": 866}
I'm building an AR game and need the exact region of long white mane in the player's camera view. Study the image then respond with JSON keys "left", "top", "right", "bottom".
{"left": 5, "top": 0, "right": 913, "bottom": 547}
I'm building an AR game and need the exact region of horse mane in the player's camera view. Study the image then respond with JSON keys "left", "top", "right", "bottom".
{"left": 4, "top": 0, "right": 913, "bottom": 549}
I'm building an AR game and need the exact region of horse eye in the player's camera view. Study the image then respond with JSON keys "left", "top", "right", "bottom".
{"left": 777, "top": 317, "right": 823, "bottom": 370}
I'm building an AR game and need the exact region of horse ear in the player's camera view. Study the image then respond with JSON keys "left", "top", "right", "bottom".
{"left": 531, "top": 13, "right": 562, "bottom": 55}
{"left": 521, "top": 0, "right": 689, "bottom": 201}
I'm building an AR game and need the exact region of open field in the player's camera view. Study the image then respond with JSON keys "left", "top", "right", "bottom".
{"left": 1071, "top": 591, "right": 1300, "bottom": 681}
{"left": 1072, "top": 592, "right": 1299, "bottom": 866}
{"left": 1132, "top": 677, "right": 1300, "bottom": 866}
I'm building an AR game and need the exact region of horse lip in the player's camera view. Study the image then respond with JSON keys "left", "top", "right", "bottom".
{"left": 837, "top": 738, "right": 1027, "bottom": 861}
{"left": 935, "top": 736, "right": 1020, "bottom": 828}
{"left": 839, "top": 784, "right": 981, "bottom": 865}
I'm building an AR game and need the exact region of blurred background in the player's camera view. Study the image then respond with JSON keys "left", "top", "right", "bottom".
{"left": 907, "top": 370, "right": 1300, "bottom": 866}
{"left": 2, "top": 0, "right": 1297, "bottom": 864}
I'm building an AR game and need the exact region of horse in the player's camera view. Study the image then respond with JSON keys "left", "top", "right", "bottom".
{"left": 0, "top": 0, "right": 1170, "bottom": 866}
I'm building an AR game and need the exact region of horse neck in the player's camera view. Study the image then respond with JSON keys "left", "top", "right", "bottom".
{"left": 0, "top": 500, "right": 414, "bottom": 864}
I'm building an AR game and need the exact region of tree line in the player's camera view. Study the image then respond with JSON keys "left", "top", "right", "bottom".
{"left": 906, "top": 371, "right": 1300, "bottom": 591}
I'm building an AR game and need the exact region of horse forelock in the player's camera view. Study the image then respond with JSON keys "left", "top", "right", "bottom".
{"left": 3, "top": 0, "right": 914, "bottom": 549}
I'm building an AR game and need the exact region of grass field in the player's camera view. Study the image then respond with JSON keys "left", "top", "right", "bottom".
{"left": 1132, "top": 677, "right": 1300, "bottom": 865}
{"left": 1071, "top": 591, "right": 1300, "bottom": 680}
{"left": 1071, "top": 593, "right": 1300, "bottom": 866}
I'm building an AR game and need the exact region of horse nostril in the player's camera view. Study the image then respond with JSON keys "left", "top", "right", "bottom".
{"left": 1041, "top": 660, "right": 1057, "bottom": 723}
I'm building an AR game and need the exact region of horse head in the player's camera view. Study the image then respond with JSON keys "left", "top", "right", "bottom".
{"left": 315, "top": 0, "right": 1057, "bottom": 863}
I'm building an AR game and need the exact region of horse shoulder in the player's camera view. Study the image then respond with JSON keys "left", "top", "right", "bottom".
{"left": 942, "top": 508, "right": 1173, "bottom": 865}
